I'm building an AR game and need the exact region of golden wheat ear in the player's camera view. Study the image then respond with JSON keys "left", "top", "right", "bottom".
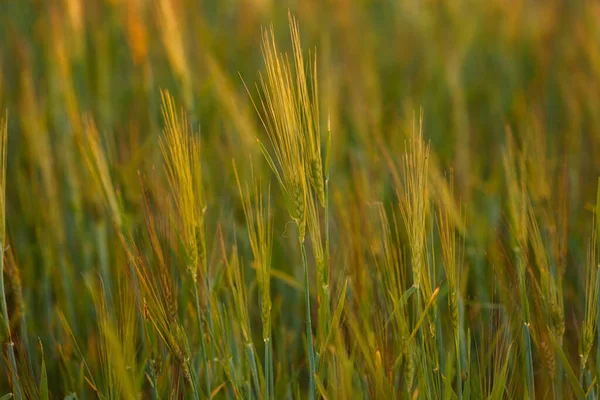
{"left": 245, "top": 17, "right": 311, "bottom": 243}
{"left": 159, "top": 89, "right": 206, "bottom": 283}
{"left": 289, "top": 11, "right": 325, "bottom": 207}
{"left": 399, "top": 115, "right": 430, "bottom": 295}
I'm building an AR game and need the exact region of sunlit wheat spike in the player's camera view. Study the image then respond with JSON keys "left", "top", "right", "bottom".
{"left": 243, "top": 16, "right": 316, "bottom": 242}
{"left": 159, "top": 90, "right": 206, "bottom": 283}
{"left": 289, "top": 12, "right": 325, "bottom": 207}
{"left": 437, "top": 178, "right": 462, "bottom": 338}
{"left": 400, "top": 114, "right": 430, "bottom": 293}
{"left": 528, "top": 203, "right": 565, "bottom": 340}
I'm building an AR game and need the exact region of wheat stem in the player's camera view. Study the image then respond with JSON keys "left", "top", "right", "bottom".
{"left": 194, "top": 283, "right": 209, "bottom": 398}
{"left": 0, "top": 114, "right": 22, "bottom": 399}
{"left": 302, "top": 242, "right": 316, "bottom": 400}
{"left": 519, "top": 261, "right": 535, "bottom": 400}
{"left": 245, "top": 343, "right": 261, "bottom": 399}
{"left": 1, "top": 242, "right": 22, "bottom": 400}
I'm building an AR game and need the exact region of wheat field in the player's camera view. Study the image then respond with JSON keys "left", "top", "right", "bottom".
{"left": 1, "top": 1, "right": 600, "bottom": 398}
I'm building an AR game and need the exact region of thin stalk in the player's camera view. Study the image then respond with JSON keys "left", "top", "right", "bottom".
{"left": 523, "top": 321, "right": 535, "bottom": 400}
{"left": 0, "top": 113, "right": 22, "bottom": 399}
{"left": 318, "top": 120, "right": 332, "bottom": 374}
{"left": 317, "top": 176, "right": 331, "bottom": 370}
{"left": 205, "top": 274, "right": 216, "bottom": 392}
{"left": 422, "top": 338, "right": 434, "bottom": 399}
{"left": 302, "top": 242, "right": 316, "bottom": 400}
{"left": 1, "top": 240, "right": 22, "bottom": 399}
{"left": 557, "top": 359, "right": 563, "bottom": 399}
{"left": 324, "top": 178, "right": 330, "bottom": 290}
{"left": 269, "top": 339, "right": 274, "bottom": 399}
{"left": 587, "top": 370, "right": 595, "bottom": 399}
{"left": 7, "top": 343, "right": 21, "bottom": 399}
{"left": 129, "top": 256, "right": 147, "bottom": 351}
{"left": 324, "top": 175, "right": 331, "bottom": 296}
{"left": 59, "top": 254, "right": 77, "bottom": 336}
{"left": 151, "top": 371, "right": 160, "bottom": 400}
{"left": 597, "top": 266, "right": 600, "bottom": 389}
{"left": 42, "top": 250, "right": 52, "bottom": 336}
{"left": 18, "top": 298, "right": 32, "bottom": 376}
{"left": 519, "top": 263, "right": 535, "bottom": 399}
{"left": 265, "top": 341, "right": 270, "bottom": 400}
{"left": 95, "top": 221, "right": 112, "bottom": 310}
{"left": 466, "top": 329, "right": 471, "bottom": 399}
{"left": 435, "top": 307, "right": 444, "bottom": 397}
{"left": 459, "top": 295, "right": 467, "bottom": 387}
{"left": 246, "top": 343, "right": 261, "bottom": 399}
{"left": 187, "top": 357, "right": 200, "bottom": 400}
{"left": 412, "top": 290, "right": 432, "bottom": 397}
{"left": 264, "top": 338, "right": 274, "bottom": 400}
{"left": 194, "top": 283, "right": 209, "bottom": 399}
{"left": 456, "top": 332, "right": 462, "bottom": 400}
{"left": 596, "top": 177, "right": 600, "bottom": 395}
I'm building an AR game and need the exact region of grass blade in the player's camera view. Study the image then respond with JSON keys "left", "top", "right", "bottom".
{"left": 549, "top": 332, "right": 585, "bottom": 399}
{"left": 489, "top": 343, "right": 512, "bottom": 400}
{"left": 384, "top": 286, "right": 417, "bottom": 328}
{"left": 39, "top": 339, "right": 48, "bottom": 400}
{"left": 320, "top": 278, "right": 348, "bottom": 356}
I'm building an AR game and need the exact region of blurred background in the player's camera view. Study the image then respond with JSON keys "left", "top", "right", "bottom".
{"left": 3, "top": 0, "right": 600, "bottom": 209}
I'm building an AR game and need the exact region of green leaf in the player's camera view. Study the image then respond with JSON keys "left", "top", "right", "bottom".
{"left": 522, "top": 324, "right": 535, "bottom": 399}
{"left": 314, "top": 372, "right": 329, "bottom": 400}
{"left": 408, "top": 287, "right": 440, "bottom": 342}
{"left": 384, "top": 286, "right": 416, "bottom": 328}
{"left": 444, "top": 350, "right": 457, "bottom": 400}
{"left": 393, "top": 287, "right": 441, "bottom": 371}
{"left": 320, "top": 278, "right": 348, "bottom": 355}
{"left": 489, "top": 343, "right": 512, "bottom": 400}
{"left": 549, "top": 332, "right": 585, "bottom": 399}
{"left": 0, "top": 394, "right": 14, "bottom": 400}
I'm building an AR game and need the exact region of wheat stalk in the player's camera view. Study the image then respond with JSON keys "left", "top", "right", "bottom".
{"left": 580, "top": 224, "right": 598, "bottom": 371}
{"left": 0, "top": 112, "right": 23, "bottom": 399}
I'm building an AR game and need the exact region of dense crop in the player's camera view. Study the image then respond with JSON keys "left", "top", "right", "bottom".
{"left": 2, "top": 1, "right": 600, "bottom": 398}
